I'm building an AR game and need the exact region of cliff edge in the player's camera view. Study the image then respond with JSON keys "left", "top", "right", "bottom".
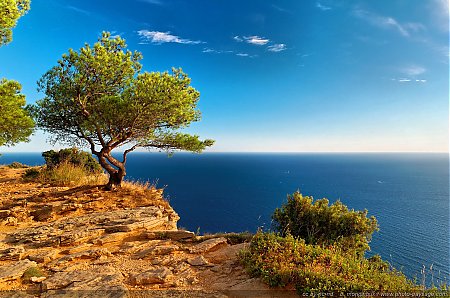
{"left": 0, "top": 166, "right": 274, "bottom": 297}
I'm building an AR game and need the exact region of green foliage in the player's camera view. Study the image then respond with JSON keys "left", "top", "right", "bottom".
{"left": 42, "top": 148, "right": 102, "bottom": 174}
{"left": 0, "top": 79, "right": 34, "bottom": 147}
{"left": 8, "top": 161, "right": 28, "bottom": 168}
{"left": 30, "top": 32, "right": 213, "bottom": 187}
{"left": 0, "top": 0, "right": 30, "bottom": 45}
{"left": 239, "top": 232, "right": 416, "bottom": 293}
{"left": 272, "top": 191, "right": 378, "bottom": 255}
{"left": 22, "top": 266, "right": 45, "bottom": 282}
{"left": 22, "top": 167, "right": 40, "bottom": 180}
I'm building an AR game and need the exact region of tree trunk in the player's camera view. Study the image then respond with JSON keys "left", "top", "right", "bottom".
{"left": 105, "top": 170, "right": 125, "bottom": 190}
{"left": 95, "top": 151, "right": 127, "bottom": 191}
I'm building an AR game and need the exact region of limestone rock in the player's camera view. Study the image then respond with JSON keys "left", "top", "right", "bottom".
{"left": 0, "top": 259, "right": 37, "bottom": 283}
{"left": 42, "top": 266, "right": 124, "bottom": 291}
{"left": 130, "top": 267, "right": 172, "bottom": 285}
{"left": 187, "top": 255, "right": 213, "bottom": 267}
{"left": 146, "top": 230, "right": 195, "bottom": 241}
{"left": 30, "top": 276, "right": 47, "bottom": 283}
{"left": 189, "top": 237, "right": 228, "bottom": 254}
{"left": 135, "top": 244, "right": 179, "bottom": 259}
{"left": 7, "top": 206, "right": 176, "bottom": 248}
{"left": 0, "top": 246, "right": 25, "bottom": 261}
{"left": 27, "top": 248, "right": 58, "bottom": 263}
{"left": 205, "top": 243, "right": 247, "bottom": 264}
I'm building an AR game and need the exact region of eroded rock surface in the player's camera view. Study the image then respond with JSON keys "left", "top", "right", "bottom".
{"left": 0, "top": 167, "right": 270, "bottom": 296}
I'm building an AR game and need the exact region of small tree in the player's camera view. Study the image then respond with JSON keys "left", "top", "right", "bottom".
{"left": 0, "top": 79, "right": 34, "bottom": 147}
{"left": 31, "top": 32, "right": 214, "bottom": 189}
{"left": 0, "top": 0, "right": 30, "bottom": 46}
{"left": 272, "top": 191, "right": 378, "bottom": 255}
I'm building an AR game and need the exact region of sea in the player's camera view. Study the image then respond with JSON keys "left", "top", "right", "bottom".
{"left": 0, "top": 152, "right": 448, "bottom": 285}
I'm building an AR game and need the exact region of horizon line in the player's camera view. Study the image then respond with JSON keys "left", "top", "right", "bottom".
{"left": 1, "top": 151, "right": 448, "bottom": 154}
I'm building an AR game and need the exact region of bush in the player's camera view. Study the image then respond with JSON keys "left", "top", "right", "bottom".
{"left": 42, "top": 148, "right": 102, "bottom": 174}
{"left": 272, "top": 191, "right": 378, "bottom": 255}
{"left": 8, "top": 161, "right": 28, "bottom": 168}
{"left": 37, "top": 161, "right": 106, "bottom": 186}
{"left": 22, "top": 168, "right": 40, "bottom": 180}
{"left": 239, "top": 232, "right": 416, "bottom": 293}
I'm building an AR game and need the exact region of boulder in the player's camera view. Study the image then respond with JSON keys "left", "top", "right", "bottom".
{"left": 130, "top": 267, "right": 172, "bottom": 285}
{"left": 0, "top": 246, "right": 25, "bottom": 261}
{"left": 189, "top": 237, "right": 228, "bottom": 254}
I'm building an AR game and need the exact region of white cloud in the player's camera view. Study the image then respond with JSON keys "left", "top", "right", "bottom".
{"left": 137, "top": 30, "right": 203, "bottom": 45}
{"left": 267, "top": 44, "right": 287, "bottom": 52}
{"left": 236, "top": 53, "right": 257, "bottom": 58}
{"left": 401, "top": 65, "right": 426, "bottom": 76}
{"left": 244, "top": 36, "right": 270, "bottom": 45}
{"left": 352, "top": 8, "right": 425, "bottom": 37}
{"left": 392, "top": 78, "right": 427, "bottom": 83}
{"left": 203, "top": 48, "right": 233, "bottom": 54}
{"left": 316, "top": 2, "right": 332, "bottom": 11}
{"left": 234, "top": 35, "right": 270, "bottom": 45}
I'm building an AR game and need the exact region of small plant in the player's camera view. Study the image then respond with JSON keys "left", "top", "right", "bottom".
{"left": 8, "top": 161, "right": 28, "bottom": 168}
{"left": 22, "top": 266, "right": 45, "bottom": 282}
{"left": 22, "top": 168, "right": 40, "bottom": 180}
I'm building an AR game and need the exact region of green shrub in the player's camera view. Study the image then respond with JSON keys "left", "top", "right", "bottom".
{"left": 22, "top": 168, "right": 40, "bottom": 180}
{"left": 22, "top": 266, "right": 45, "bottom": 282}
{"left": 42, "top": 148, "right": 102, "bottom": 174}
{"left": 272, "top": 191, "right": 378, "bottom": 255}
{"left": 239, "top": 232, "right": 416, "bottom": 293}
{"left": 8, "top": 161, "right": 28, "bottom": 168}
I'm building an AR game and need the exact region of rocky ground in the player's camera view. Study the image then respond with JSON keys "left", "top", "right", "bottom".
{"left": 0, "top": 166, "right": 287, "bottom": 297}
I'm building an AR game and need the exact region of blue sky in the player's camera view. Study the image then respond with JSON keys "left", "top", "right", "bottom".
{"left": 0, "top": 0, "right": 448, "bottom": 152}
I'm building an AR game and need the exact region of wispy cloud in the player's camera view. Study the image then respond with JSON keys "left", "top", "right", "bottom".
{"left": 139, "top": 0, "right": 163, "bottom": 5}
{"left": 137, "top": 30, "right": 203, "bottom": 45}
{"left": 352, "top": 8, "right": 425, "bottom": 37}
{"left": 236, "top": 53, "right": 257, "bottom": 58}
{"left": 67, "top": 6, "right": 90, "bottom": 16}
{"left": 234, "top": 35, "right": 270, "bottom": 45}
{"left": 272, "top": 4, "right": 290, "bottom": 13}
{"left": 392, "top": 78, "right": 427, "bottom": 83}
{"left": 401, "top": 65, "right": 426, "bottom": 76}
{"left": 267, "top": 44, "right": 287, "bottom": 52}
{"left": 316, "top": 2, "right": 332, "bottom": 11}
{"left": 202, "top": 48, "right": 233, "bottom": 54}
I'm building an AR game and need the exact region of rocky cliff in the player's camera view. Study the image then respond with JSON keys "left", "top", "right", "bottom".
{"left": 0, "top": 166, "right": 276, "bottom": 298}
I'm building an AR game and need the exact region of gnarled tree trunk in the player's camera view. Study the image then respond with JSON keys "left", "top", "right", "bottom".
{"left": 96, "top": 151, "right": 127, "bottom": 190}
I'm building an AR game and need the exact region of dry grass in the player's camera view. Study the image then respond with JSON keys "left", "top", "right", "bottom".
{"left": 121, "top": 180, "right": 159, "bottom": 194}
{"left": 32, "top": 162, "right": 107, "bottom": 187}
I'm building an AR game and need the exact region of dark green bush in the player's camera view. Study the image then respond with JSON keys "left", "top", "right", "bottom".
{"left": 8, "top": 161, "right": 28, "bottom": 168}
{"left": 272, "top": 191, "right": 378, "bottom": 255}
{"left": 42, "top": 148, "right": 102, "bottom": 174}
{"left": 22, "top": 168, "right": 40, "bottom": 180}
{"left": 239, "top": 232, "right": 416, "bottom": 293}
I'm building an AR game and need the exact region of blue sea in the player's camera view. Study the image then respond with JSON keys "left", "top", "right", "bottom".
{"left": 0, "top": 152, "right": 448, "bottom": 284}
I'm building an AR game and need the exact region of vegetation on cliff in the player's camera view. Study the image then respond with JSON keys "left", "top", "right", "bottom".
{"left": 240, "top": 192, "right": 417, "bottom": 293}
